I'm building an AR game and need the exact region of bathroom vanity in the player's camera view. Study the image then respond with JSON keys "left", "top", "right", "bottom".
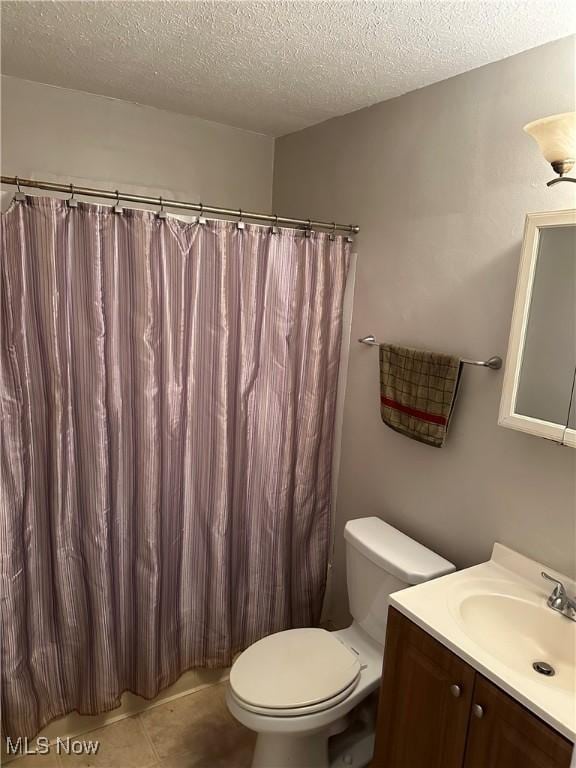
{"left": 371, "top": 545, "right": 575, "bottom": 767}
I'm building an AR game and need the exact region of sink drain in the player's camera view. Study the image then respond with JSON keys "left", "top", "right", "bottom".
{"left": 533, "top": 661, "right": 555, "bottom": 677}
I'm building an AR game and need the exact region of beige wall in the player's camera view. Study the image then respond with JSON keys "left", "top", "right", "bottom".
{"left": 274, "top": 37, "right": 576, "bottom": 626}
{"left": 1, "top": 76, "right": 274, "bottom": 211}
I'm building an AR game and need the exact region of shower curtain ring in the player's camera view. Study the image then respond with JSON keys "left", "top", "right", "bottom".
{"left": 237, "top": 208, "right": 245, "bottom": 230}
{"left": 305, "top": 218, "right": 312, "bottom": 238}
{"left": 157, "top": 196, "right": 167, "bottom": 220}
{"left": 14, "top": 176, "right": 26, "bottom": 202}
{"left": 198, "top": 202, "right": 206, "bottom": 225}
{"left": 270, "top": 214, "right": 279, "bottom": 235}
{"left": 329, "top": 222, "right": 336, "bottom": 241}
{"left": 67, "top": 183, "right": 78, "bottom": 209}
{"left": 113, "top": 190, "right": 124, "bottom": 215}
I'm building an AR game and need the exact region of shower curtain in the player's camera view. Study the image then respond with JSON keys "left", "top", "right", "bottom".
{"left": 0, "top": 196, "right": 351, "bottom": 739}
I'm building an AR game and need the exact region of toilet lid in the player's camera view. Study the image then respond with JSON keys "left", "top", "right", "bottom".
{"left": 230, "top": 628, "right": 361, "bottom": 710}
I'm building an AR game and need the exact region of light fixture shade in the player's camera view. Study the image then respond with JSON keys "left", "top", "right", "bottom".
{"left": 523, "top": 112, "right": 576, "bottom": 165}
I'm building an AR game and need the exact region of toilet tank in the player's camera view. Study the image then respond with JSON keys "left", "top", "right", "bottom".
{"left": 344, "top": 517, "right": 455, "bottom": 646}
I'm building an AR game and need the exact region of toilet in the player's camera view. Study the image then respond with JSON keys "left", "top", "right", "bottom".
{"left": 226, "top": 516, "right": 455, "bottom": 768}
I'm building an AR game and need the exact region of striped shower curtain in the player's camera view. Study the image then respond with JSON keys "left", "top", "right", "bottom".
{"left": 0, "top": 196, "right": 351, "bottom": 739}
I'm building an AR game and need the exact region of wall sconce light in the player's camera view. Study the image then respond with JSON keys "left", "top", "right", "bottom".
{"left": 523, "top": 112, "right": 576, "bottom": 186}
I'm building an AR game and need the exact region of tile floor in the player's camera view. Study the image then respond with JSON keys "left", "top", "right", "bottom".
{"left": 6, "top": 683, "right": 256, "bottom": 768}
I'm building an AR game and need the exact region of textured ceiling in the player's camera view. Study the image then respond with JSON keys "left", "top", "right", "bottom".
{"left": 2, "top": 1, "right": 575, "bottom": 136}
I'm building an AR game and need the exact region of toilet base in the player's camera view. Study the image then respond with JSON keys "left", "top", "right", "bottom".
{"left": 328, "top": 714, "right": 375, "bottom": 768}
{"left": 250, "top": 716, "right": 348, "bottom": 768}
{"left": 248, "top": 703, "right": 376, "bottom": 768}
{"left": 251, "top": 731, "right": 329, "bottom": 768}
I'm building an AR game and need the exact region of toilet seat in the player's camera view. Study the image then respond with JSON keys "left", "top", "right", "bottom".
{"left": 231, "top": 674, "right": 360, "bottom": 717}
{"left": 230, "top": 628, "right": 361, "bottom": 715}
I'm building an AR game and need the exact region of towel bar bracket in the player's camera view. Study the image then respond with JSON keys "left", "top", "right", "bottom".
{"left": 358, "top": 335, "right": 502, "bottom": 370}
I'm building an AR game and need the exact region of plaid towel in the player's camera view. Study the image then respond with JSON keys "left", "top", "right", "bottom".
{"left": 379, "top": 344, "right": 462, "bottom": 447}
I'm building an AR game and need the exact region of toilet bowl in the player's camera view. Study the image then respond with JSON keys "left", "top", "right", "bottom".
{"left": 226, "top": 517, "right": 455, "bottom": 768}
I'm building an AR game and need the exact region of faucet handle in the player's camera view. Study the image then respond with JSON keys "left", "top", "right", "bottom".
{"left": 542, "top": 572, "right": 567, "bottom": 609}
{"left": 542, "top": 572, "right": 576, "bottom": 621}
{"left": 542, "top": 571, "right": 566, "bottom": 594}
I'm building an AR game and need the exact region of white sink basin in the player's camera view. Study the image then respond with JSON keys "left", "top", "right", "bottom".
{"left": 457, "top": 590, "right": 576, "bottom": 691}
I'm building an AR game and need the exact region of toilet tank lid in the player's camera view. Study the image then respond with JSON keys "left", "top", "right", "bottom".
{"left": 344, "top": 517, "right": 455, "bottom": 585}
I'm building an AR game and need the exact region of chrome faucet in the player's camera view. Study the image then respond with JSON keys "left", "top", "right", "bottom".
{"left": 542, "top": 572, "right": 576, "bottom": 622}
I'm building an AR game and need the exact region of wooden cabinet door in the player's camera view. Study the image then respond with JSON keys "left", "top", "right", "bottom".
{"left": 371, "top": 607, "right": 476, "bottom": 768}
{"left": 464, "top": 675, "right": 573, "bottom": 768}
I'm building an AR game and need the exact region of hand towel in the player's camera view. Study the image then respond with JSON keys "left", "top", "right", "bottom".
{"left": 379, "top": 344, "right": 462, "bottom": 447}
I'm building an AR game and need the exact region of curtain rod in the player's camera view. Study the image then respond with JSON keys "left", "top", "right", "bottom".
{"left": 1, "top": 176, "right": 360, "bottom": 235}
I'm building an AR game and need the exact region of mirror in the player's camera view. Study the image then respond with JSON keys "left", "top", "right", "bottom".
{"left": 499, "top": 209, "right": 576, "bottom": 446}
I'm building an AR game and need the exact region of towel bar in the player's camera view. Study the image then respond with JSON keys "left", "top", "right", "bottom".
{"left": 358, "top": 335, "right": 502, "bottom": 369}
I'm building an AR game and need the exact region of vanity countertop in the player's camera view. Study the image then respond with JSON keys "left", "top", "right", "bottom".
{"left": 389, "top": 543, "right": 576, "bottom": 742}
